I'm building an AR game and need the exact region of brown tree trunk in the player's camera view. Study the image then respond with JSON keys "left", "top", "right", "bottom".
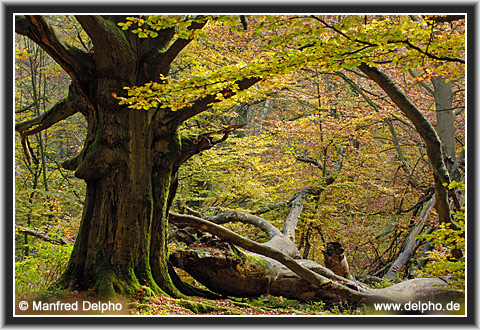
{"left": 169, "top": 222, "right": 463, "bottom": 306}
{"left": 59, "top": 102, "right": 181, "bottom": 297}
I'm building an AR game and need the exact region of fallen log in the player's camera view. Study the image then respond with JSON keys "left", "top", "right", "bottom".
{"left": 169, "top": 212, "right": 464, "bottom": 307}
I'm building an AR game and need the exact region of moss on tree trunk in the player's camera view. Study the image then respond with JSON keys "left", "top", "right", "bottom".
{"left": 58, "top": 106, "right": 182, "bottom": 298}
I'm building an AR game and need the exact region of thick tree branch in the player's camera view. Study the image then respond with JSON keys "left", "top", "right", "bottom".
{"left": 15, "top": 85, "right": 82, "bottom": 137}
{"left": 207, "top": 210, "right": 301, "bottom": 258}
{"left": 15, "top": 99, "right": 76, "bottom": 138}
{"left": 15, "top": 15, "right": 94, "bottom": 86}
{"left": 15, "top": 85, "right": 84, "bottom": 165}
{"left": 358, "top": 63, "right": 452, "bottom": 225}
{"left": 16, "top": 225, "right": 68, "bottom": 245}
{"left": 253, "top": 201, "right": 287, "bottom": 215}
{"left": 169, "top": 212, "right": 330, "bottom": 288}
{"left": 208, "top": 211, "right": 282, "bottom": 239}
{"left": 162, "top": 18, "right": 208, "bottom": 65}
{"left": 282, "top": 188, "right": 310, "bottom": 243}
{"left": 75, "top": 15, "right": 136, "bottom": 80}
{"left": 175, "top": 77, "right": 262, "bottom": 124}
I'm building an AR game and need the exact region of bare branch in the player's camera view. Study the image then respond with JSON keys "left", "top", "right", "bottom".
{"left": 172, "top": 214, "right": 329, "bottom": 288}
{"left": 208, "top": 211, "right": 282, "bottom": 239}
{"left": 169, "top": 212, "right": 393, "bottom": 304}
{"left": 385, "top": 195, "right": 436, "bottom": 281}
{"left": 282, "top": 188, "right": 311, "bottom": 243}
{"left": 16, "top": 225, "right": 68, "bottom": 245}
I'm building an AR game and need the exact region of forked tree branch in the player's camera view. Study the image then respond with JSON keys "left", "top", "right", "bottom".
{"left": 207, "top": 211, "right": 282, "bottom": 239}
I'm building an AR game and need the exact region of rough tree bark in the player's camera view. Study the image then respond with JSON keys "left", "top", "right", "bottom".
{"left": 15, "top": 15, "right": 260, "bottom": 298}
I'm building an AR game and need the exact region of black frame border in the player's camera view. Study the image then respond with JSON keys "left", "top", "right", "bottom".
{"left": 3, "top": 2, "right": 476, "bottom": 327}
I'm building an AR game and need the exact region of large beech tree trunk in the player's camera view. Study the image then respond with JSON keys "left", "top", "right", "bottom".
{"left": 57, "top": 88, "right": 184, "bottom": 297}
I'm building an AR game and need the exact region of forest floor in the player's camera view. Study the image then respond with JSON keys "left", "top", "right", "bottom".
{"left": 126, "top": 293, "right": 364, "bottom": 316}
{"left": 16, "top": 289, "right": 364, "bottom": 316}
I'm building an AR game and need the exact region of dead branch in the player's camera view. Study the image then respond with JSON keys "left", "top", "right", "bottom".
{"left": 282, "top": 188, "right": 309, "bottom": 243}
{"left": 385, "top": 195, "right": 436, "bottom": 281}
{"left": 208, "top": 211, "right": 281, "bottom": 239}
{"left": 206, "top": 210, "right": 300, "bottom": 258}
{"left": 15, "top": 225, "right": 68, "bottom": 245}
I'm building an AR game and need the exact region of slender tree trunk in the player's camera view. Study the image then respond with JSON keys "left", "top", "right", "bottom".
{"left": 432, "top": 76, "right": 456, "bottom": 160}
